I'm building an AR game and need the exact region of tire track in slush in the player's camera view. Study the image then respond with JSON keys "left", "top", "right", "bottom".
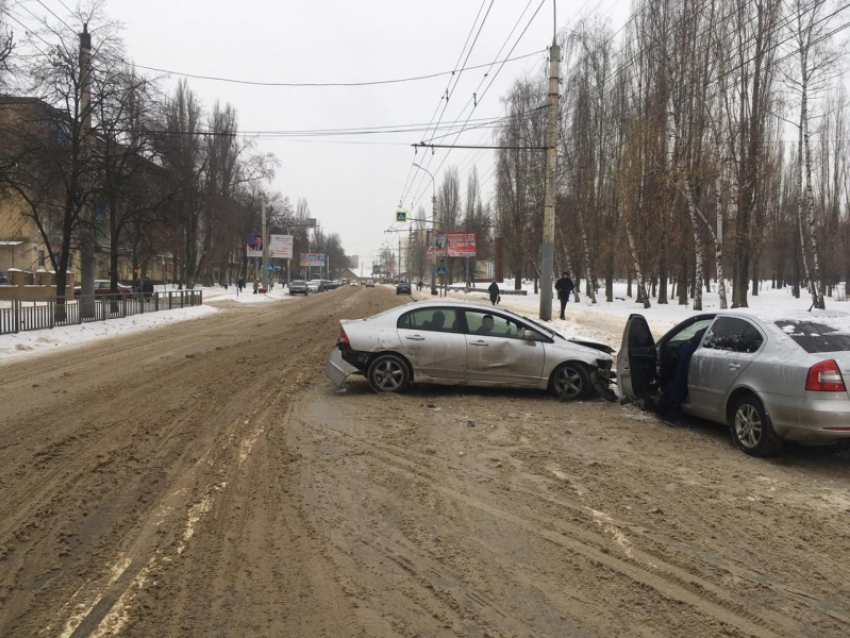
{"left": 297, "top": 398, "right": 799, "bottom": 638}
{"left": 34, "top": 288, "right": 399, "bottom": 638}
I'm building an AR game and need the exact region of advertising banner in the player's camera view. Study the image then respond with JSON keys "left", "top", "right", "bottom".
{"left": 247, "top": 233, "right": 264, "bottom": 257}
{"left": 426, "top": 232, "right": 477, "bottom": 258}
{"left": 268, "top": 234, "right": 293, "bottom": 259}
{"left": 299, "top": 253, "right": 326, "bottom": 268}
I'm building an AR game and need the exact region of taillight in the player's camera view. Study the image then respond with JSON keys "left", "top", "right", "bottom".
{"left": 338, "top": 327, "right": 350, "bottom": 346}
{"left": 805, "top": 360, "right": 846, "bottom": 392}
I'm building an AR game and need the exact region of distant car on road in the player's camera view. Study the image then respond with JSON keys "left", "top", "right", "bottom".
{"left": 396, "top": 281, "right": 411, "bottom": 295}
{"left": 74, "top": 280, "right": 133, "bottom": 296}
{"left": 288, "top": 280, "right": 309, "bottom": 295}
{"left": 307, "top": 280, "right": 321, "bottom": 293}
{"left": 365, "top": 280, "right": 375, "bottom": 288}
{"left": 327, "top": 300, "right": 614, "bottom": 400}
{"left": 618, "top": 310, "right": 850, "bottom": 456}
{"left": 350, "top": 281, "right": 359, "bottom": 287}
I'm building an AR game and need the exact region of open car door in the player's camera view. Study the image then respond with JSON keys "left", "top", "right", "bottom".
{"left": 617, "top": 314, "right": 657, "bottom": 404}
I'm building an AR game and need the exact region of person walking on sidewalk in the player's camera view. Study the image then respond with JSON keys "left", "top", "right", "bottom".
{"left": 488, "top": 280, "right": 500, "bottom": 305}
{"left": 555, "top": 271, "right": 574, "bottom": 320}
{"left": 253, "top": 278, "right": 260, "bottom": 295}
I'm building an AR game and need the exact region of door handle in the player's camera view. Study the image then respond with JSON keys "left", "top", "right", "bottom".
{"left": 470, "top": 340, "right": 488, "bottom": 347}
{"left": 728, "top": 363, "right": 741, "bottom": 370}
{"left": 405, "top": 335, "right": 425, "bottom": 341}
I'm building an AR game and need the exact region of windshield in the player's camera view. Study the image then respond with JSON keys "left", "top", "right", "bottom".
{"left": 775, "top": 319, "right": 850, "bottom": 353}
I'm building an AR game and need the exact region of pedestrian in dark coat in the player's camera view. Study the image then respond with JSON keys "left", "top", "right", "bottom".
{"left": 488, "top": 280, "right": 500, "bottom": 305}
{"left": 142, "top": 277, "right": 154, "bottom": 301}
{"left": 554, "top": 271, "right": 575, "bottom": 320}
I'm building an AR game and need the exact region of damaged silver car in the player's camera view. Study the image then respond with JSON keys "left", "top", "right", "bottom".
{"left": 326, "top": 301, "right": 615, "bottom": 400}
{"left": 618, "top": 309, "right": 850, "bottom": 456}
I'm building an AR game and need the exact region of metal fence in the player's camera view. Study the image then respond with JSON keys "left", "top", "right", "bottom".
{"left": 0, "top": 290, "right": 203, "bottom": 336}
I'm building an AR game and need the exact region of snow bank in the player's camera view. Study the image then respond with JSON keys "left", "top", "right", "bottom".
{"left": 206, "top": 286, "right": 294, "bottom": 304}
{"left": 0, "top": 304, "right": 218, "bottom": 365}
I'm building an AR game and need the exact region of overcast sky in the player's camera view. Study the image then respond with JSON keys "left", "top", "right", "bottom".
{"left": 21, "top": 0, "right": 629, "bottom": 273}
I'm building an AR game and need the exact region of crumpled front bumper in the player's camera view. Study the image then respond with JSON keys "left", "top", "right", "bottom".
{"left": 326, "top": 347, "right": 359, "bottom": 388}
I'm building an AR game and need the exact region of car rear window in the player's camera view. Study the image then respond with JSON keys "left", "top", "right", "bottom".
{"left": 775, "top": 319, "right": 850, "bottom": 353}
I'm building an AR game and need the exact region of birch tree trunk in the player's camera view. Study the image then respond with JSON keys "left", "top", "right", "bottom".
{"left": 800, "top": 53, "right": 825, "bottom": 309}
{"left": 625, "top": 216, "right": 650, "bottom": 308}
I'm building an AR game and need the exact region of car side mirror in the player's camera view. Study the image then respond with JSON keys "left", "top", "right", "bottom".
{"left": 523, "top": 331, "right": 536, "bottom": 342}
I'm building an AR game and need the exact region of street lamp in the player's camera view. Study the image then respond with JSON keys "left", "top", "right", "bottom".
{"left": 413, "top": 163, "right": 439, "bottom": 295}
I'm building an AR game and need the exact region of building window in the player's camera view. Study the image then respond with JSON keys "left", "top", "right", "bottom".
{"left": 38, "top": 250, "right": 46, "bottom": 267}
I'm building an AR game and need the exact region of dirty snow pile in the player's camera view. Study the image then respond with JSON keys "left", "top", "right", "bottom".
{"left": 205, "top": 285, "right": 294, "bottom": 304}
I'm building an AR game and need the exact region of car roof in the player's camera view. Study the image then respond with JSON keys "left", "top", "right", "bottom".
{"left": 713, "top": 308, "right": 850, "bottom": 324}
{"left": 394, "top": 299, "right": 530, "bottom": 316}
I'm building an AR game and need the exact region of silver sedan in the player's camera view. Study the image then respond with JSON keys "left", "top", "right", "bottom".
{"left": 326, "top": 301, "right": 615, "bottom": 400}
{"left": 618, "top": 310, "right": 850, "bottom": 456}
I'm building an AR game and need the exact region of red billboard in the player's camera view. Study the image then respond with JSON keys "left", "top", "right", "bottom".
{"left": 426, "top": 232, "right": 477, "bottom": 258}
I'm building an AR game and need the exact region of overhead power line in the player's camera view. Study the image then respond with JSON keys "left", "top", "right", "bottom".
{"left": 131, "top": 49, "right": 546, "bottom": 88}
{"left": 34, "top": 0, "right": 71, "bottom": 30}
{"left": 409, "top": 0, "right": 549, "bottom": 212}
{"left": 405, "top": 0, "right": 541, "bottom": 209}
{"left": 397, "top": 0, "right": 503, "bottom": 208}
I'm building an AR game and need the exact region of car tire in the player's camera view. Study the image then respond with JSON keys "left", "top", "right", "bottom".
{"left": 729, "top": 394, "right": 784, "bottom": 457}
{"left": 550, "top": 362, "right": 592, "bottom": 401}
{"left": 367, "top": 354, "right": 411, "bottom": 393}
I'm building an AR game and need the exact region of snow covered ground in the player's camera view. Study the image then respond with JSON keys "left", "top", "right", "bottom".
{"left": 426, "top": 280, "right": 850, "bottom": 347}
{"left": 0, "top": 304, "right": 218, "bottom": 365}
{"left": 0, "top": 285, "right": 301, "bottom": 364}
{"left": 148, "top": 284, "right": 292, "bottom": 304}
{"left": 203, "top": 285, "right": 293, "bottom": 304}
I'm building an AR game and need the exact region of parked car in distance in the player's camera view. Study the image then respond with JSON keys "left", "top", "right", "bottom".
{"left": 288, "top": 280, "right": 309, "bottom": 295}
{"left": 618, "top": 310, "right": 850, "bottom": 457}
{"left": 74, "top": 280, "right": 133, "bottom": 296}
{"left": 365, "top": 280, "right": 375, "bottom": 288}
{"left": 350, "top": 281, "right": 359, "bottom": 287}
{"left": 396, "top": 281, "right": 412, "bottom": 295}
{"left": 307, "top": 280, "right": 321, "bottom": 293}
{"left": 326, "top": 301, "right": 615, "bottom": 401}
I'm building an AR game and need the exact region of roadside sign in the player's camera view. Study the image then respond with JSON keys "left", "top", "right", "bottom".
{"left": 268, "top": 234, "right": 293, "bottom": 259}
{"left": 437, "top": 267, "right": 447, "bottom": 275}
{"left": 396, "top": 210, "right": 407, "bottom": 223}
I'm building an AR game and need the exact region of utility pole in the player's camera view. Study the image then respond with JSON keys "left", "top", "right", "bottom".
{"left": 539, "top": 31, "right": 560, "bottom": 321}
{"left": 79, "top": 24, "right": 95, "bottom": 317}
{"left": 412, "top": 163, "right": 439, "bottom": 296}
{"left": 261, "top": 197, "right": 269, "bottom": 290}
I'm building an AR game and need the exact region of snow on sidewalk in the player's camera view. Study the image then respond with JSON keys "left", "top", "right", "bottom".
{"left": 150, "top": 284, "right": 292, "bottom": 304}
{"left": 207, "top": 286, "right": 293, "bottom": 304}
{"left": 0, "top": 304, "right": 218, "bottom": 365}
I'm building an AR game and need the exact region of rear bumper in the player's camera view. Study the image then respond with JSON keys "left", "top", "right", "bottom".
{"left": 765, "top": 393, "right": 850, "bottom": 443}
{"left": 326, "top": 347, "right": 359, "bottom": 387}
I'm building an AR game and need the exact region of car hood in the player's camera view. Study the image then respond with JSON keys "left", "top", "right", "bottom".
{"left": 547, "top": 338, "right": 613, "bottom": 361}
{"left": 566, "top": 337, "right": 615, "bottom": 355}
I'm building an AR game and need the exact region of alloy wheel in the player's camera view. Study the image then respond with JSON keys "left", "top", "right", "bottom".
{"left": 734, "top": 404, "right": 763, "bottom": 449}
{"left": 555, "top": 366, "right": 583, "bottom": 399}
{"left": 373, "top": 360, "right": 404, "bottom": 391}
